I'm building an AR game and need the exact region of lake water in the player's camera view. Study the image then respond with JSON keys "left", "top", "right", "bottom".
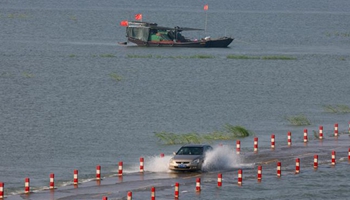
{"left": 0, "top": 0, "right": 350, "bottom": 199}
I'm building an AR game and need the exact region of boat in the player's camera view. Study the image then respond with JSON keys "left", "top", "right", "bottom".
{"left": 121, "top": 21, "right": 233, "bottom": 48}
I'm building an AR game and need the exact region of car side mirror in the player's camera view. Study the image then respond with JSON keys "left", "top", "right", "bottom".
{"left": 173, "top": 152, "right": 176, "bottom": 155}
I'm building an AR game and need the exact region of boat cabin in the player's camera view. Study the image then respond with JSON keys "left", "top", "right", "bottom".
{"left": 126, "top": 21, "right": 189, "bottom": 42}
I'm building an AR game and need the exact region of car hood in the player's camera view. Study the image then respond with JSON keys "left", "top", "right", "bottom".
{"left": 172, "top": 155, "right": 202, "bottom": 161}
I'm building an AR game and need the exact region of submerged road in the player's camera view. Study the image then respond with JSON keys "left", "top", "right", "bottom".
{"left": 6, "top": 135, "right": 350, "bottom": 200}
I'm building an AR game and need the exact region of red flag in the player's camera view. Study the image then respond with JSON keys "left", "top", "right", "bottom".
{"left": 120, "top": 20, "right": 128, "bottom": 27}
{"left": 135, "top": 13, "right": 142, "bottom": 20}
{"left": 204, "top": 4, "right": 208, "bottom": 10}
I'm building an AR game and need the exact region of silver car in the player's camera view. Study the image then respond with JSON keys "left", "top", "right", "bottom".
{"left": 168, "top": 144, "right": 213, "bottom": 171}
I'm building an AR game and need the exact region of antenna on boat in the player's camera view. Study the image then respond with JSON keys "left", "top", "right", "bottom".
{"left": 204, "top": 4, "right": 208, "bottom": 36}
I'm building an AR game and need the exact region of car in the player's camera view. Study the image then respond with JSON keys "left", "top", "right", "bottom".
{"left": 168, "top": 144, "right": 213, "bottom": 171}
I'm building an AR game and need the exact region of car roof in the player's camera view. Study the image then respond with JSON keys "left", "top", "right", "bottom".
{"left": 180, "top": 144, "right": 212, "bottom": 148}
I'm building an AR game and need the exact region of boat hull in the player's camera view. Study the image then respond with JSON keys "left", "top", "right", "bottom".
{"left": 127, "top": 37, "right": 233, "bottom": 48}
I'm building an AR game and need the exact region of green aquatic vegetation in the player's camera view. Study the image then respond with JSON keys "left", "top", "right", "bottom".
{"left": 127, "top": 54, "right": 153, "bottom": 58}
{"left": 126, "top": 54, "right": 214, "bottom": 59}
{"left": 69, "top": 15, "right": 77, "bottom": 21}
{"left": 0, "top": 72, "right": 13, "bottom": 78}
{"left": 312, "top": 130, "right": 320, "bottom": 139}
{"left": 4, "top": 13, "right": 28, "bottom": 19}
{"left": 323, "top": 104, "right": 350, "bottom": 113}
{"left": 226, "top": 55, "right": 260, "bottom": 59}
{"left": 154, "top": 131, "right": 182, "bottom": 145}
{"left": 189, "top": 55, "right": 215, "bottom": 59}
{"left": 154, "top": 124, "right": 252, "bottom": 145}
{"left": 261, "top": 55, "right": 296, "bottom": 60}
{"left": 109, "top": 72, "right": 122, "bottom": 82}
{"left": 285, "top": 114, "right": 311, "bottom": 126}
{"left": 100, "top": 54, "right": 115, "bottom": 58}
{"left": 227, "top": 55, "right": 296, "bottom": 60}
{"left": 223, "top": 124, "right": 252, "bottom": 137}
{"left": 69, "top": 54, "right": 76, "bottom": 58}
{"left": 325, "top": 31, "right": 350, "bottom": 37}
{"left": 168, "top": 55, "right": 186, "bottom": 59}
{"left": 22, "top": 72, "right": 34, "bottom": 78}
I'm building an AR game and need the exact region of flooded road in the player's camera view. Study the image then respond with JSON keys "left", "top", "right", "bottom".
{"left": 6, "top": 134, "right": 349, "bottom": 200}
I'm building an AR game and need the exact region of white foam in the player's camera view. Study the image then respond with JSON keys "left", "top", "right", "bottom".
{"left": 144, "top": 155, "right": 172, "bottom": 172}
{"left": 202, "top": 145, "right": 243, "bottom": 171}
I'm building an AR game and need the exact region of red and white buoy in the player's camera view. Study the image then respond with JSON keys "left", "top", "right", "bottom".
{"left": 151, "top": 187, "right": 156, "bottom": 200}
{"left": 254, "top": 137, "right": 258, "bottom": 152}
{"left": 271, "top": 134, "right": 275, "bottom": 149}
{"left": 127, "top": 191, "right": 132, "bottom": 200}
{"left": 174, "top": 182, "right": 179, "bottom": 198}
{"left": 319, "top": 126, "right": 323, "bottom": 139}
{"left": 303, "top": 129, "right": 308, "bottom": 143}
{"left": 102, "top": 197, "right": 108, "bottom": 200}
{"left": 348, "top": 148, "right": 350, "bottom": 161}
{"left": 277, "top": 162, "right": 281, "bottom": 177}
{"left": 331, "top": 151, "right": 336, "bottom": 166}
{"left": 50, "top": 173, "right": 55, "bottom": 189}
{"left": 24, "top": 177, "right": 30, "bottom": 194}
{"left": 73, "top": 170, "right": 78, "bottom": 185}
{"left": 96, "top": 165, "right": 101, "bottom": 180}
{"left": 0, "top": 182, "right": 4, "bottom": 199}
{"left": 196, "top": 178, "right": 201, "bottom": 192}
{"left": 334, "top": 123, "right": 338, "bottom": 137}
{"left": 160, "top": 153, "right": 164, "bottom": 158}
{"left": 217, "top": 173, "right": 222, "bottom": 187}
{"left": 287, "top": 131, "right": 292, "bottom": 146}
{"left": 140, "top": 157, "right": 144, "bottom": 173}
{"left": 314, "top": 155, "right": 318, "bottom": 169}
{"left": 238, "top": 169, "right": 243, "bottom": 185}
{"left": 236, "top": 140, "right": 241, "bottom": 154}
{"left": 118, "top": 161, "right": 123, "bottom": 176}
{"left": 295, "top": 158, "right": 300, "bottom": 174}
{"left": 349, "top": 121, "right": 350, "bottom": 135}
{"left": 257, "top": 166, "right": 262, "bottom": 181}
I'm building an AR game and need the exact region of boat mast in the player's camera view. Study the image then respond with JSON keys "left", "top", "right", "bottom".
{"left": 204, "top": 4, "right": 208, "bottom": 36}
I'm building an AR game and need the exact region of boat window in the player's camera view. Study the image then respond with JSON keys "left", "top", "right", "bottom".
{"left": 126, "top": 27, "right": 150, "bottom": 42}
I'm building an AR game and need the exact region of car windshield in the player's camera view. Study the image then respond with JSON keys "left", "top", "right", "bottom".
{"left": 176, "top": 147, "right": 203, "bottom": 155}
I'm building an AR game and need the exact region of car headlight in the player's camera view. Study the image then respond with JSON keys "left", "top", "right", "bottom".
{"left": 192, "top": 158, "right": 200, "bottom": 164}
{"left": 169, "top": 158, "right": 174, "bottom": 164}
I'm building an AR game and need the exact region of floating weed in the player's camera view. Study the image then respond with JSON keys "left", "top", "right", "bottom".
{"left": 323, "top": 104, "right": 350, "bottom": 113}
{"left": 109, "top": 72, "right": 122, "bottom": 82}
{"left": 69, "top": 54, "right": 76, "bottom": 58}
{"left": 227, "top": 55, "right": 260, "bottom": 59}
{"left": 126, "top": 54, "right": 214, "bottom": 59}
{"left": 285, "top": 114, "right": 311, "bottom": 126}
{"left": 261, "top": 55, "right": 296, "bottom": 60}
{"left": 69, "top": 15, "right": 77, "bottom": 21}
{"left": 22, "top": 72, "right": 34, "bottom": 78}
{"left": 323, "top": 105, "right": 338, "bottom": 113}
{"left": 5, "top": 13, "right": 28, "bottom": 19}
{"left": 100, "top": 54, "right": 115, "bottom": 58}
{"left": 337, "top": 105, "right": 350, "bottom": 113}
{"left": 224, "top": 124, "right": 253, "bottom": 137}
{"left": 325, "top": 31, "right": 350, "bottom": 37}
{"left": 154, "top": 124, "right": 252, "bottom": 145}
{"left": 154, "top": 131, "right": 181, "bottom": 145}
{"left": 189, "top": 55, "right": 215, "bottom": 59}
{"left": 168, "top": 55, "right": 187, "bottom": 59}
{"left": 227, "top": 55, "right": 295, "bottom": 60}
{"left": 313, "top": 130, "right": 320, "bottom": 139}
{"left": 0, "top": 72, "right": 13, "bottom": 78}
{"left": 127, "top": 54, "right": 153, "bottom": 58}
